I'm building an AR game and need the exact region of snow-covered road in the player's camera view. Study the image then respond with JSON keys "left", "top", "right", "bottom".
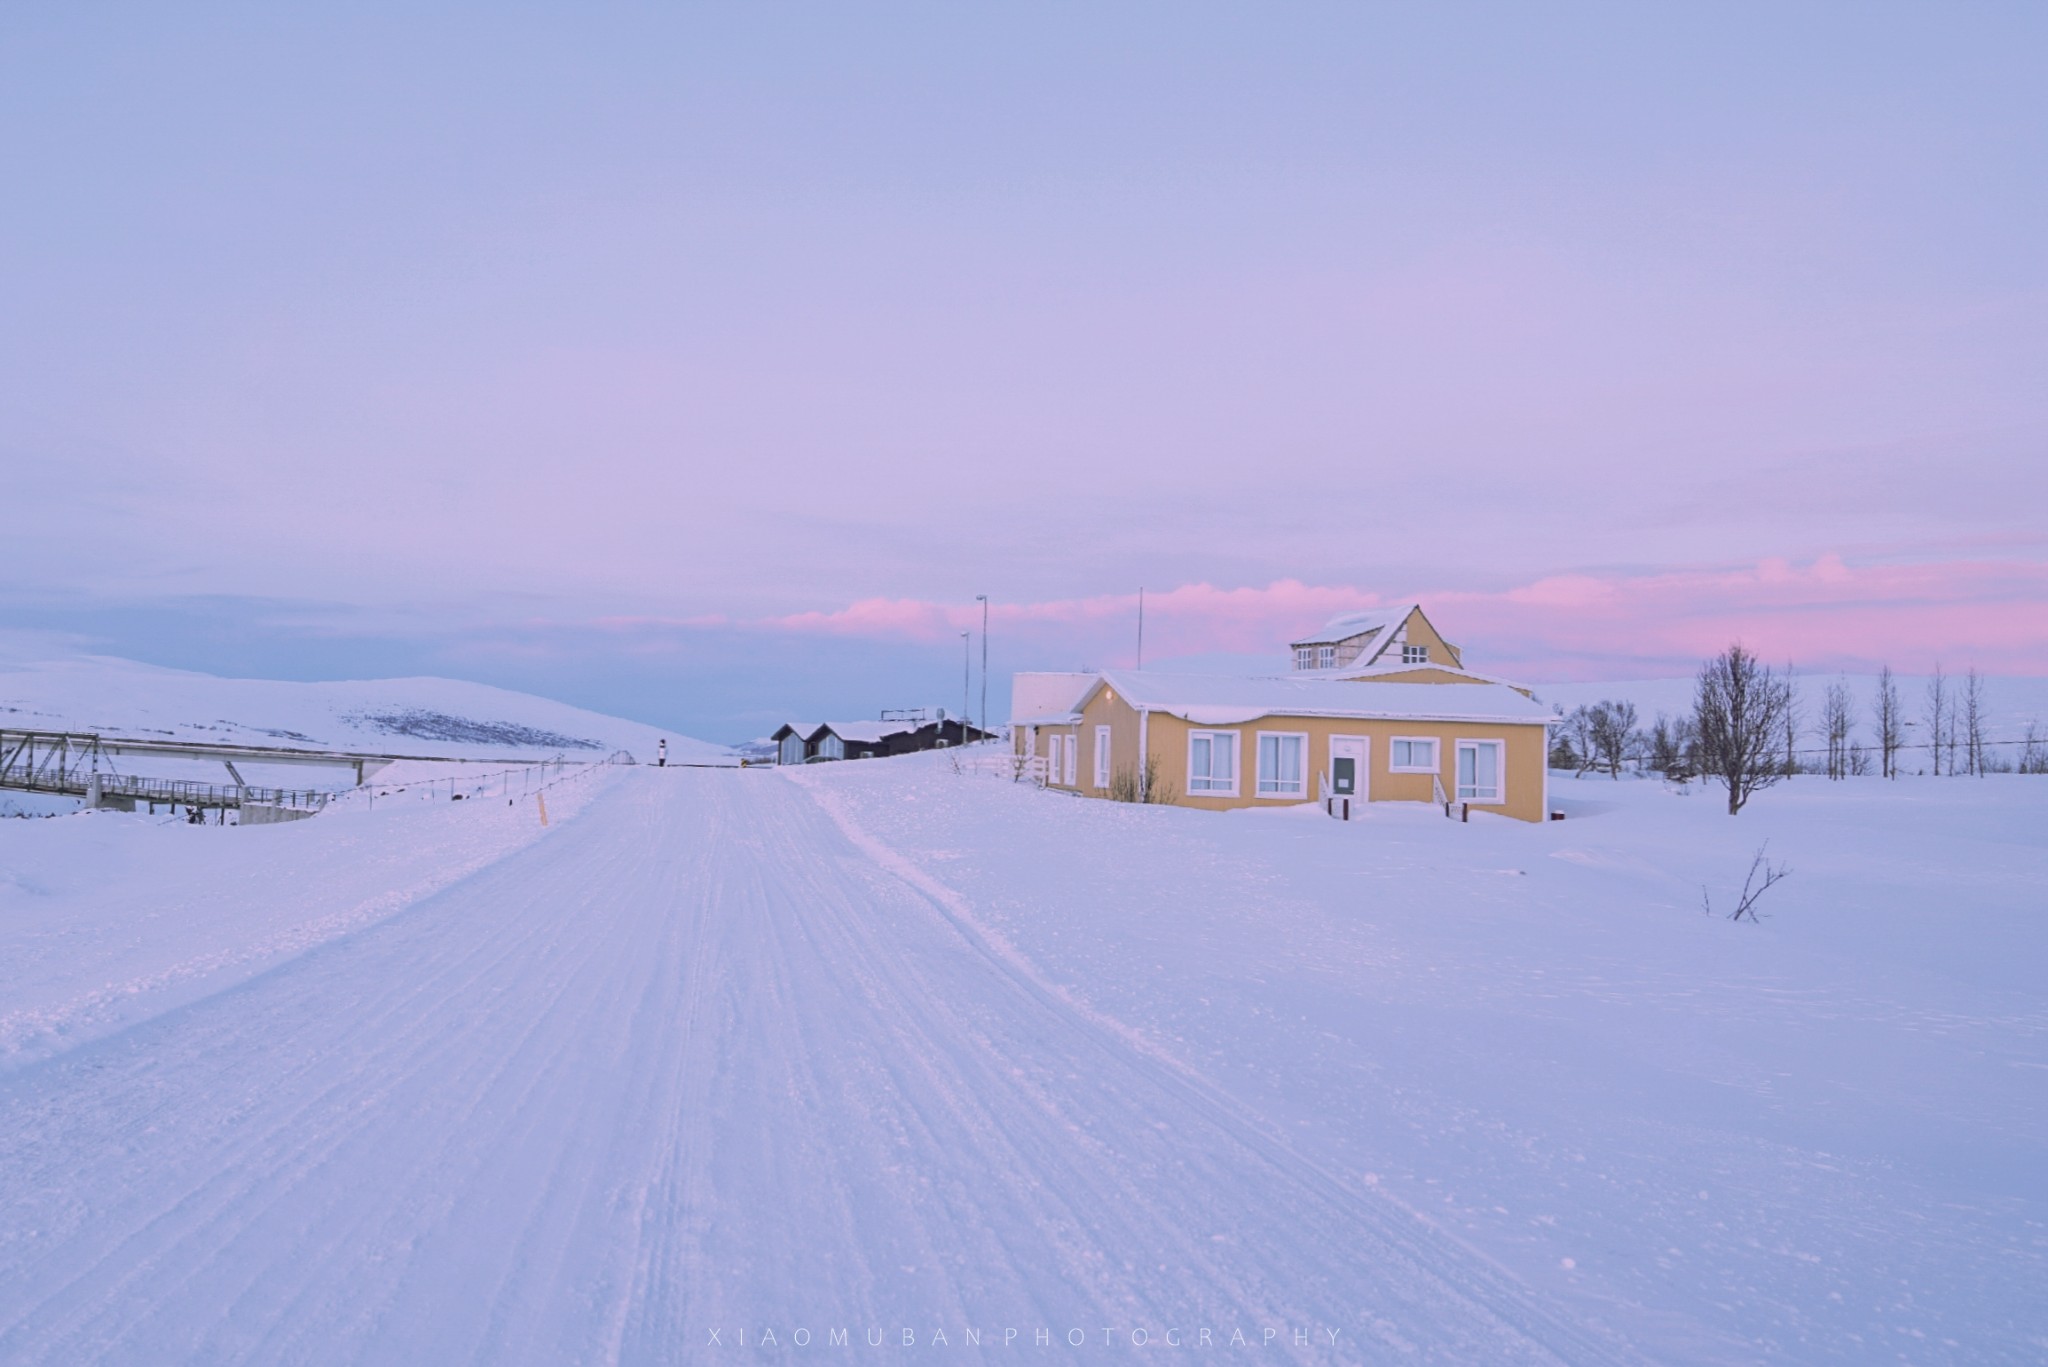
{"left": 0, "top": 769, "right": 1633, "bottom": 1364}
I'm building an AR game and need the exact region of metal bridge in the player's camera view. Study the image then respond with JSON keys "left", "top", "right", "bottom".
{"left": 2, "top": 729, "right": 348, "bottom": 819}
{"left": 1, "top": 728, "right": 635, "bottom": 822}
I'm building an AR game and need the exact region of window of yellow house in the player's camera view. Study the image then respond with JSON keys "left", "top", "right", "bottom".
{"left": 1389, "top": 737, "right": 1438, "bottom": 772}
{"left": 1256, "top": 732, "right": 1308, "bottom": 797}
{"left": 1187, "top": 730, "right": 1240, "bottom": 796}
{"left": 1456, "top": 740, "right": 1504, "bottom": 803}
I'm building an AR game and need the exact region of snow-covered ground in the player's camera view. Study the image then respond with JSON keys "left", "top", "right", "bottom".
{"left": 0, "top": 762, "right": 616, "bottom": 1069}
{"left": 1, "top": 749, "right": 2042, "bottom": 1362}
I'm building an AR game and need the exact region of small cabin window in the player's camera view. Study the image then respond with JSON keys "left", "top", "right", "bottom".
{"left": 1402, "top": 643, "right": 1428, "bottom": 664}
{"left": 1316, "top": 645, "right": 1335, "bottom": 669}
{"left": 1294, "top": 647, "right": 1313, "bottom": 671}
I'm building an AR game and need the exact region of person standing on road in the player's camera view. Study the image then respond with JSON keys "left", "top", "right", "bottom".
{"left": 658, "top": 739, "right": 667, "bottom": 768}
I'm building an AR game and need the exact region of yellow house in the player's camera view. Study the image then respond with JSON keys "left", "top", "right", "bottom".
{"left": 1012, "top": 607, "right": 1556, "bottom": 823}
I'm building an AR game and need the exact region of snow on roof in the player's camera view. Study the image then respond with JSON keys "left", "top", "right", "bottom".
{"left": 815, "top": 721, "right": 909, "bottom": 744}
{"left": 1290, "top": 604, "right": 1418, "bottom": 648}
{"left": 1010, "top": 671, "right": 1098, "bottom": 724}
{"left": 772, "top": 721, "right": 821, "bottom": 741}
{"left": 1314, "top": 660, "right": 1526, "bottom": 689}
{"left": 1094, "top": 670, "right": 1552, "bottom": 727}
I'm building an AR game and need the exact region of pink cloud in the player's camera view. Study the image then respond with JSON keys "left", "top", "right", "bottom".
{"left": 695, "top": 555, "right": 2048, "bottom": 678}
{"left": 1432, "top": 556, "right": 2048, "bottom": 678}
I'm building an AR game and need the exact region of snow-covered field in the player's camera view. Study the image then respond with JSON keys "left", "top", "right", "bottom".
{"left": 1, "top": 747, "right": 2042, "bottom": 1362}
{"left": 0, "top": 640, "right": 727, "bottom": 764}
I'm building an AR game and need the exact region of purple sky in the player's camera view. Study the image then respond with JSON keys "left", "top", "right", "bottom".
{"left": 3, "top": 5, "right": 2043, "bottom": 739}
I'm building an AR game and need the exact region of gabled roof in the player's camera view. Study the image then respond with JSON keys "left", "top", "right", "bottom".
{"left": 813, "top": 720, "right": 909, "bottom": 745}
{"left": 1010, "top": 671, "right": 1098, "bottom": 725}
{"left": 1087, "top": 671, "right": 1553, "bottom": 727}
{"left": 770, "top": 722, "right": 821, "bottom": 742}
{"left": 1289, "top": 604, "right": 1419, "bottom": 651}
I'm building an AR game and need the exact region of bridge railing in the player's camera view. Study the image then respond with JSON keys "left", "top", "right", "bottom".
{"left": 93, "top": 774, "right": 332, "bottom": 812}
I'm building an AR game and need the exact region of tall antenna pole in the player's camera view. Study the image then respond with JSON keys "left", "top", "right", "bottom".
{"left": 976, "top": 594, "right": 989, "bottom": 741}
{"left": 1136, "top": 587, "right": 1145, "bottom": 670}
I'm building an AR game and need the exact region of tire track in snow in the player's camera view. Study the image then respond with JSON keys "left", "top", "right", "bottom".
{"left": 790, "top": 770, "right": 1650, "bottom": 1365}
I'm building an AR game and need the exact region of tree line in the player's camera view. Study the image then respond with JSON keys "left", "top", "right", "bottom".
{"left": 1549, "top": 650, "right": 2048, "bottom": 815}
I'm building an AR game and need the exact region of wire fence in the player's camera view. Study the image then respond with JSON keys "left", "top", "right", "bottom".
{"left": 327, "top": 751, "right": 638, "bottom": 813}
{"left": 951, "top": 750, "right": 1050, "bottom": 785}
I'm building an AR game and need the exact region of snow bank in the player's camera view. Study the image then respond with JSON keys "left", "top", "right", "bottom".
{"left": 0, "top": 766, "right": 620, "bottom": 1068}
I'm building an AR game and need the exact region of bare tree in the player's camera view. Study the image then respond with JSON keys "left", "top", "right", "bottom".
{"left": 1874, "top": 665, "right": 1903, "bottom": 779}
{"left": 1695, "top": 644, "right": 1794, "bottom": 815}
{"left": 1559, "top": 705, "right": 1600, "bottom": 775}
{"left": 1962, "top": 668, "right": 1987, "bottom": 777}
{"left": 1588, "top": 699, "right": 1640, "bottom": 778}
{"left": 1822, "top": 678, "right": 1855, "bottom": 780}
{"left": 1781, "top": 665, "right": 1802, "bottom": 777}
{"left": 1925, "top": 664, "right": 1948, "bottom": 776}
{"left": 1647, "top": 714, "right": 1682, "bottom": 775}
{"left": 2021, "top": 721, "right": 2048, "bottom": 776}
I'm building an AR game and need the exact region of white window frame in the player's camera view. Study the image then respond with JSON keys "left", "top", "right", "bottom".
{"left": 1063, "top": 733, "right": 1078, "bottom": 786}
{"left": 1294, "top": 647, "right": 1313, "bottom": 671}
{"left": 1388, "top": 736, "right": 1439, "bottom": 773}
{"left": 1093, "top": 725, "right": 1111, "bottom": 789}
{"left": 1455, "top": 739, "right": 1506, "bottom": 804}
{"left": 1316, "top": 645, "right": 1335, "bottom": 669}
{"left": 1186, "top": 729, "right": 1241, "bottom": 796}
{"left": 1402, "top": 643, "right": 1428, "bottom": 664}
{"left": 1255, "top": 730, "right": 1309, "bottom": 799}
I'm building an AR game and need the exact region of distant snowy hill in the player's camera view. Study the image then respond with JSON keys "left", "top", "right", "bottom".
{"left": 0, "top": 642, "right": 727, "bottom": 764}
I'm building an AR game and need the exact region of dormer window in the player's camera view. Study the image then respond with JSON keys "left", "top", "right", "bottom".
{"left": 1402, "top": 644, "right": 1427, "bottom": 664}
{"left": 1294, "top": 647, "right": 1314, "bottom": 671}
{"left": 1316, "top": 645, "right": 1335, "bottom": 669}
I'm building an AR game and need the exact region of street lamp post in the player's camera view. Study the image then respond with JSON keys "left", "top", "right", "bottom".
{"left": 960, "top": 631, "right": 971, "bottom": 745}
{"left": 975, "top": 594, "right": 989, "bottom": 743}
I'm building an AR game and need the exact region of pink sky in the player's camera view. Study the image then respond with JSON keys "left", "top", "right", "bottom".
{"left": 3, "top": 7, "right": 2044, "bottom": 733}
{"left": 651, "top": 553, "right": 2046, "bottom": 680}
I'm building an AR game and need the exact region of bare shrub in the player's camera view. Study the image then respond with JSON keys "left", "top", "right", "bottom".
{"left": 1702, "top": 843, "right": 1793, "bottom": 922}
{"left": 1108, "top": 755, "right": 1177, "bottom": 804}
